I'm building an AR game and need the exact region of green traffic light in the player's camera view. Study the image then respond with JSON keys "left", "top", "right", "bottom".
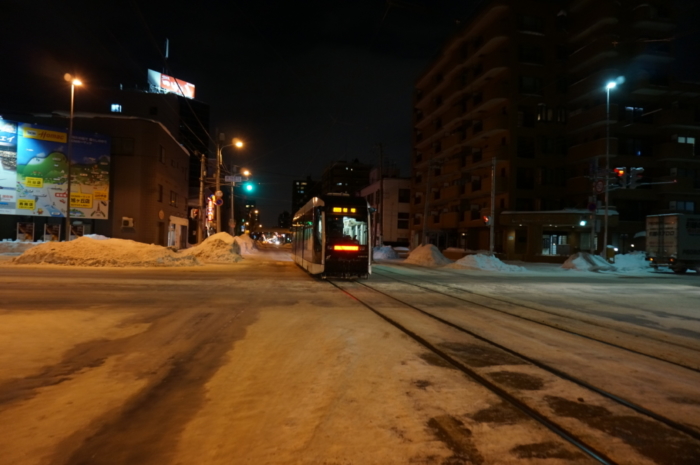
{"left": 245, "top": 183, "right": 254, "bottom": 192}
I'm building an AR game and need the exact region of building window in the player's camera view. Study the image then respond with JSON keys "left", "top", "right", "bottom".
{"left": 517, "top": 15, "right": 544, "bottom": 33}
{"left": 670, "top": 201, "right": 695, "bottom": 213}
{"left": 158, "top": 184, "right": 163, "bottom": 202}
{"left": 518, "top": 45, "right": 544, "bottom": 64}
{"left": 160, "top": 146, "right": 165, "bottom": 164}
{"left": 471, "top": 176, "right": 482, "bottom": 191}
{"left": 399, "top": 189, "right": 410, "bottom": 203}
{"left": 111, "top": 104, "right": 122, "bottom": 113}
{"left": 111, "top": 137, "right": 134, "bottom": 156}
{"left": 519, "top": 76, "right": 543, "bottom": 95}
{"left": 517, "top": 137, "right": 536, "bottom": 158}
{"left": 516, "top": 168, "right": 535, "bottom": 189}
{"left": 170, "top": 191, "right": 177, "bottom": 207}
{"left": 397, "top": 212, "right": 409, "bottom": 229}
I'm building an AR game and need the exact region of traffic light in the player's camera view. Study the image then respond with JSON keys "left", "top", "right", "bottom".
{"left": 482, "top": 215, "right": 491, "bottom": 225}
{"left": 613, "top": 167, "right": 627, "bottom": 188}
{"left": 629, "top": 167, "right": 644, "bottom": 189}
{"left": 243, "top": 182, "right": 255, "bottom": 192}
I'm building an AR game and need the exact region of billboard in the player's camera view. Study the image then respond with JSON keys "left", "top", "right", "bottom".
{"left": 0, "top": 118, "right": 110, "bottom": 219}
{"left": 148, "top": 69, "right": 195, "bottom": 99}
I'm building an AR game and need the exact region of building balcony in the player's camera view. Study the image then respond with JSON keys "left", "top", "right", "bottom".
{"left": 568, "top": 35, "right": 619, "bottom": 72}
{"left": 654, "top": 108, "right": 700, "bottom": 129}
{"left": 631, "top": 5, "right": 675, "bottom": 32}
{"left": 569, "top": 2, "right": 619, "bottom": 43}
{"left": 568, "top": 138, "right": 617, "bottom": 163}
{"left": 655, "top": 142, "right": 697, "bottom": 160}
{"left": 630, "top": 41, "right": 673, "bottom": 64}
{"left": 567, "top": 104, "right": 618, "bottom": 133}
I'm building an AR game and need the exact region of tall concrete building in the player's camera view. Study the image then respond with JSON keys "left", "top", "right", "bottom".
{"left": 410, "top": 0, "right": 700, "bottom": 261}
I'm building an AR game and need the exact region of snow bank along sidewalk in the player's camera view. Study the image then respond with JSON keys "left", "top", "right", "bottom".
{"left": 7, "top": 232, "right": 257, "bottom": 267}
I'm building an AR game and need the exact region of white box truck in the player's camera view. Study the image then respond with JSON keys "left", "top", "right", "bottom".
{"left": 646, "top": 214, "right": 700, "bottom": 274}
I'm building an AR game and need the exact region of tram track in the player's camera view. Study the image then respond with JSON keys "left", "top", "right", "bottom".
{"left": 327, "top": 277, "right": 700, "bottom": 465}
{"left": 374, "top": 265, "right": 700, "bottom": 372}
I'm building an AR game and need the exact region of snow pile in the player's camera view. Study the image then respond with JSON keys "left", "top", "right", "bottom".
{"left": 0, "top": 240, "right": 41, "bottom": 255}
{"left": 233, "top": 233, "right": 259, "bottom": 254}
{"left": 373, "top": 246, "right": 398, "bottom": 260}
{"left": 181, "top": 232, "right": 243, "bottom": 263}
{"left": 404, "top": 244, "right": 453, "bottom": 266}
{"left": 12, "top": 236, "right": 201, "bottom": 267}
{"left": 611, "top": 252, "right": 651, "bottom": 272}
{"left": 448, "top": 254, "right": 528, "bottom": 272}
{"left": 561, "top": 252, "right": 616, "bottom": 272}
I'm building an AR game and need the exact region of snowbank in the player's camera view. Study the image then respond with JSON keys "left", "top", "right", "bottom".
{"left": 448, "top": 254, "right": 528, "bottom": 272}
{"left": 561, "top": 252, "right": 616, "bottom": 272}
{"left": 233, "top": 234, "right": 259, "bottom": 255}
{"left": 612, "top": 252, "right": 651, "bottom": 272}
{"left": 373, "top": 246, "right": 398, "bottom": 260}
{"left": 404, "top": 244, "right": 453, "bottom": 266}
{"left": 12, "top": 236, "right": 201, "bottom": 267}
{"left": 0, "top": 240, "right": 40, "bottom": 255}
{"left": 181, "top": 232, "right": 243, "bottom": 263}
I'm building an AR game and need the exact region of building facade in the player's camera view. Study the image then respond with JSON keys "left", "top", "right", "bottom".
{"left": 360, "top": 167, "right": 411, "bottom": 247}
{"left": 0, "top": 112, "right": 191, "bottom": 248}
{"left": 410, "top": 0, "right": 700, "bottom": 261}
{"left": 321, "top": 159, "right": 372, "bottom": 196}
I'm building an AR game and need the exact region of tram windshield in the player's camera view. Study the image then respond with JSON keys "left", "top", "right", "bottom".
{"left": 326, "top": 215, "right": 368, "bottom": 245}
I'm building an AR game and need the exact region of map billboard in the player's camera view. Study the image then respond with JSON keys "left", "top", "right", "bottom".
{"left": 0, "top": 119, "right": 111, "bottom": 219}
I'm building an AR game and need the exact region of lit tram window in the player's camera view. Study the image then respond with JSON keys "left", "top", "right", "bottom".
{"left": 343, "top": 208, "right": 348, "bottom": 212}
{"left": 332, "top": 207, "right": 342, "bottom": 212}
{"left": 350, "top": 208, "right": 356, "bottom": 213}
{"left": 334, "top": 245, "right": 359, "bottom": 251}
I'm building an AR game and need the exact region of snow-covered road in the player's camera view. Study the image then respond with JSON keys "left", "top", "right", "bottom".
{"left": 0, "top": 237, "right": 698, "bottom": 464}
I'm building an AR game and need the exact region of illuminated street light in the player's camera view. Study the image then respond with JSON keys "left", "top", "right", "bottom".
{"left": 64, "top": 74, "right": 82, "bottom": 241}
{"left": 603, "top": 80, "right": 618, "bottom": 253}
{"left": 214, "top": 136, "right": 245, "bottom": 235}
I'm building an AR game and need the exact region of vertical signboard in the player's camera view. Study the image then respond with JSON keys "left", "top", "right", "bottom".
{"left": 0, "top": 119, "right": 110, "bottom": 219}
{"left": 0, "top": 120, "right": 18, "bottom": 213}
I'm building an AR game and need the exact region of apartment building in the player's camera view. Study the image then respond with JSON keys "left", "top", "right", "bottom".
{"left": 410, "top": 0, "right": 700, "bottom": 261}
{"left": 360, "top": 166, "right": 411, "bottom": 247}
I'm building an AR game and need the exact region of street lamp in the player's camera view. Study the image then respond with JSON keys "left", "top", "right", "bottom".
{"left": 215, "top": 136, "right": 245, "bottom": 234}
{"left": 603, "top": 81, "right": 617, "bottom": 254}
{"left": 64, "top": 74, "right": 82, "bottom": 241}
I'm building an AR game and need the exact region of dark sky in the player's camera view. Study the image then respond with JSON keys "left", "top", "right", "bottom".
{"left": 2, "top": 0, "right": 478, "bottom": 225}
{"left": 3, "top": 0, "right": 698, "bottom": 225}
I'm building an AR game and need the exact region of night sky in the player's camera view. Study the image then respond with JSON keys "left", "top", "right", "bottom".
{"left": 3, "top": 0, "right": 698, "bottom": 225}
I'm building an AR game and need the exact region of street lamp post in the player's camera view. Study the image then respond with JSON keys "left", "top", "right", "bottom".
{"left": 215, "top": 136, "right": 244, "bottom": 234}
{"left": 603, "top": 81, "right": 617, "bottom": 254}
{"left": 64, "top": 74, "right": 82, "bottom": 241}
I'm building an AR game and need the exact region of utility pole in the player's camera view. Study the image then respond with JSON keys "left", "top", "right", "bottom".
{"left": 378, "top": 143, "right": 384, "bottom": 247}
{"left": 230, "top": 161, "right": 236, "bottom": 236}
{"left": 421, "top": 155, "right": 432, "bottom": 246}
{"left": 489, "top": 156, "right": 496, "bottom": 253}
{"left": 197, "top": 151, "right": 206, "bottom": 244}
{"left": 215, "top": 132, "right": 223, "bottom": 233}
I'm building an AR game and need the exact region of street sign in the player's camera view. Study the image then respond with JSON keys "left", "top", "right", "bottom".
{"left": 225, "top": 175, "right": 243, "bottom": 183}
{"left": 215, "top": 190, "right": 224, "bottom": 198}
{"left": 215, "top": 198, "right": 224, "bottom": 206}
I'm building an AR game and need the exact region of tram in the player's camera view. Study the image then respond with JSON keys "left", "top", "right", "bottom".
{"left": 292, "top": 194, "right": 371, "bottom": 279}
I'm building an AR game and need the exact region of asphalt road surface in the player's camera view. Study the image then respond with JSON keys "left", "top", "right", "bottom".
{"left": 1, "top": 253, "right": 699, "bottom": 465}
